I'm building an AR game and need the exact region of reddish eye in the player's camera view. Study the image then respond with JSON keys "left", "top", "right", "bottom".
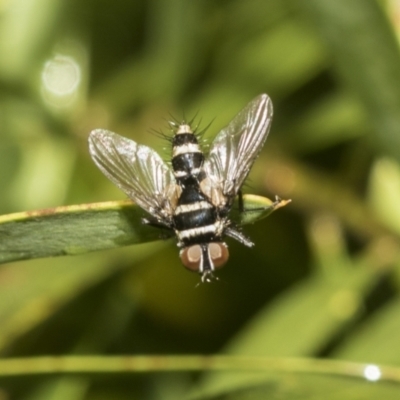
{"left": 180, "top": 243, "right": 229, "bottom": 272}
{"left": 209, "top": 242, "right": 229, "bottom": 268}
{"left": 180, "top": 245, "right": 202, "bottom": 272}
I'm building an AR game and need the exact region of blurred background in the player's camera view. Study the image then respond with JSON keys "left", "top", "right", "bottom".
{"left": 2, "top": 0, "right": 400, "bottom": 398}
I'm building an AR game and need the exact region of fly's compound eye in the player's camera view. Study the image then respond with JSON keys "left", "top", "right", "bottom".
{"left": 180, "top": 243, "right": 229, "bottom": 272}
{"left": 208, "top": 242, "right": 229, "bottom": 268}
{"left": 180, "top": 245, "right": 202, "bottom": 272}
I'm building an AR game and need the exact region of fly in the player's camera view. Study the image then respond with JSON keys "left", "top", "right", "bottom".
{"left": 88, "top": 94, "right": 273, "bottom": 282}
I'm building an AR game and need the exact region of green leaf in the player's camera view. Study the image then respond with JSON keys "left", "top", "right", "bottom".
{"left": 0, "top": 245, "right": 160, "bottom": 351}
{"left": 300, "top": 0, "right": 400, "bottom": 159}
{"left": 190, "top": 372, "right": 400, "bottom": 400}
{"left": 0, "top": 195, "right": 289, "bottom": 264}
{"left": 334, "top": 295, "right": 400, "bottom": 365}
{"left": 0, "top": 0, "right": 64, "bottom": 80}
{"left": 1, "top": 355, "right": 398, "bottom": 400}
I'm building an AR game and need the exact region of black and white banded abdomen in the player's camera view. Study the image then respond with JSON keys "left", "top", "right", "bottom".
{"left": 171, "top": 124, "right": 204, "bottom": 180}
{"left": 172, "top": 183, "right": 222, "bottom": 246}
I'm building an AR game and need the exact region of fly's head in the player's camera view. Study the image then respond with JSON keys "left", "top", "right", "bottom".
{"left": 179, "top": 242, "right": 229, "bottom": 283}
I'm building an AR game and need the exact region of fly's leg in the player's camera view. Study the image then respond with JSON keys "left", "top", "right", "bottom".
{"left": 222, "top": 192, "right": 255, "bottom": 248}
{"left": 238, "top": 189, "right": 244, "bottom": 213}
{"left": 142, "top": 217, "right": 174, "bottom": 240}
{"left": 225, "top": 226, "right": 254, "bottom": 247}
{"left": 141, "top": 216, "right": 171, "bottom": 229}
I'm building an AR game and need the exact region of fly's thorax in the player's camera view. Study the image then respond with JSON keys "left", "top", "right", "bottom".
{"left": 180, "top": 242, "right": 229, "bottom": 275}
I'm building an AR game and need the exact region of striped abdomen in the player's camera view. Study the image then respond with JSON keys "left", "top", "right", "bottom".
{"left": 171, "top": 124, "right": 203, "bottom": 180}
{"left": 173, "top": 181, "right": 222, "bottom": 246}
{"left": 171, "top": 124, "right": 222, "bottom": 246}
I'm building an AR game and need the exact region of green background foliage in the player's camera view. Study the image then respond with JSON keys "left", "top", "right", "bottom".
{"left": 1, "top": 0, "right": 400, "bottom": 398}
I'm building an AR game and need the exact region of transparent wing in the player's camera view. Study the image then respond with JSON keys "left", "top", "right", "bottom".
{"left": 203, "top": 94, "right": 273, "bottom": 203}
{"left": 89, "top": 129, "right": 177, "bottom": 221}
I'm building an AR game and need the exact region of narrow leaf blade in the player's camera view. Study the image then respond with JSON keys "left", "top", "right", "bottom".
{"left": 0, "top": 195, "right": 288, "bottom": 264}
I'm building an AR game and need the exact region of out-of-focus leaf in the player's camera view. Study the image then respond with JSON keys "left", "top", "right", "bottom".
{"left": 263, "top": 157, "right": 398, "bottom": 241}
{"left": 1, "top": 355, "right": 399, "bottom": 399}
{"left": 301, "top": 0, "right": 400, "bottom": 159}
{"left": 3, "top": 355, "right": 400, "bottom": 398}
{"left": 0, "top": 354, "right": 398, "bottom": 378}
{"left": 9, "top": 136, "right": 76, "bottom": 211}
{"left": 195, "top": 277, "right": 363, "bottom": 393}
{"left": 198, "top": 213, "right": 381, "bottom": 392}
{"left": 26, "top": 378, "right": 89, "bottom": 400}
{"left": 219, "top": 273, "right": 367, "bottom": 358}
{"left": 334, "top": 294, "right": 400, "bottom": 365}
{"left": 368, "top": 157, "right": 400, "bottom": 236}
{"left": 237, "top": 18, "right": 327, "bottom": 96}
{"left": 0, "top": 0, "right": 64, "bottom": 80}
{"left": 285, "top": 91, "right": 368, "bottom": 153}
{"left": 95, "top": 0, "right": 204, "bottom": 115}
{"left": 0, "top": 195, "right": 288, "bottom": 264}
{"left": 190, "top": 371, "right": 400, "bottom": 400}
{"left": 194, "top": 16, "right": 327, "bottom": 122}
{"left": 216, "top": 213, "right": 380, "bottom": 359}
{"left": 0, "top": 242, "right": 159, "bottom": 351}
